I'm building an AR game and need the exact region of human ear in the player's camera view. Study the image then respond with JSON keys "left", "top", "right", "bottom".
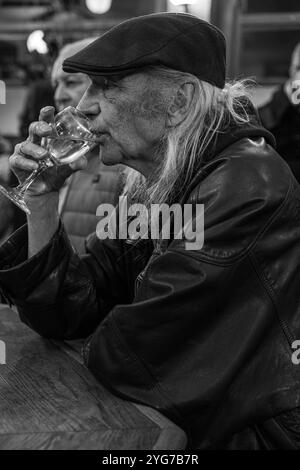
{"left": 167, "top": 82, "right": 195, "bottom": 127}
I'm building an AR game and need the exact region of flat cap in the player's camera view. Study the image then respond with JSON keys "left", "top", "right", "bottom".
{"left": 63, "top": 13, "right": 226, "bottom": 89}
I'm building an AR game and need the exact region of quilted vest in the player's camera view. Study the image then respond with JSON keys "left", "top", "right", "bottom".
{"left": 60, "top": 149, "right": 123, "bottom": 254}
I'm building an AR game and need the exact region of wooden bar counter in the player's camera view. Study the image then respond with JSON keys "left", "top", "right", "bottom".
{"left": 0, "top": 305, "right": 187, "bottom": 450}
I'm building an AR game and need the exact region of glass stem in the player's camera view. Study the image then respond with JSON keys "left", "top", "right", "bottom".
{"left": 16, "top": 159, "right": 53, "bottom": 195}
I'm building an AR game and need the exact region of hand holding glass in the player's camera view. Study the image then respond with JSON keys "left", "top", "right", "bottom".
{"left": 0, "top": 106, "right": 98, "bottom": 214}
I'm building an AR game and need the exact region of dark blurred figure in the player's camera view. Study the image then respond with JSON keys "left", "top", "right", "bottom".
{"left": 259, "top": 44, "right": 300, "bottom": 183}
{"left": 19, "top": 79, "right": 55, "bottom": 139}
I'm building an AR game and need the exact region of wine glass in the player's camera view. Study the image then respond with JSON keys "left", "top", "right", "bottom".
{"left": 0, "top": 106, "right": 99, "bottom": 215}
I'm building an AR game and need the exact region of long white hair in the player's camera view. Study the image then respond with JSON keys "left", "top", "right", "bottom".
{"left": 124, "top": 66, "right": 253, "bottom": 207}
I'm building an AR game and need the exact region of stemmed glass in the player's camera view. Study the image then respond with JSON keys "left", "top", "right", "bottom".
{"left": 0, "top": 106, "right": 99, "bottom": 214}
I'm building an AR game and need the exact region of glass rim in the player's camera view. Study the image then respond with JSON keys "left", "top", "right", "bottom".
{"left": 55, "top": 106, "right": 90, "bottom": 122}
{"left": 54, "top": 105, "right": 94, "bottom": 135}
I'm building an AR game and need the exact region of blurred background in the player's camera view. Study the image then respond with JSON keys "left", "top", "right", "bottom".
{"left": 0, "top": 0, "right": 299, "bottom": 143}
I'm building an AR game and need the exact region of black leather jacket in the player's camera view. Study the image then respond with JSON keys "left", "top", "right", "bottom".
{"left": 1, "top": 123, "right": 300, "bottom": 449}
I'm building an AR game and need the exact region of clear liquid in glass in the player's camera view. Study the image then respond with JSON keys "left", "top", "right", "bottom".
{"left": 45, "top": 138, "right": 96, "bottom": 165}
{"left": 0, "top": 106, "right": 98, "bottom": 214}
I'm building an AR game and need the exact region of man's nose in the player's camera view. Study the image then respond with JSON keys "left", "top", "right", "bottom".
{"left": 76, "top": 92, "right": 100, "bottom": 118}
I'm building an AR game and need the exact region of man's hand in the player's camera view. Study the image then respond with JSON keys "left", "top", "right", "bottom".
{"left": 10, "top": 106, "right": 88, "bottom": 197}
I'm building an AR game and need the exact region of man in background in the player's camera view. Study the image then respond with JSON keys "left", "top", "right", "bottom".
{"left": 259, "top": 43, "right": 300, "bottom": 183}
{"left": 1, "top": 38, "right": 123, "bottom": 268}
{"left": 51, "top": 38, "right": 123, "bottom": 253}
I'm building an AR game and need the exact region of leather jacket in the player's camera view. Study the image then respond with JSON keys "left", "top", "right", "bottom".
{"left": 1, "top": 121, "right": 300, "bottom": 449}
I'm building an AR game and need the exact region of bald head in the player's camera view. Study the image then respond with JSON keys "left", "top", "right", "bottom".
{"left": 52, "top": 37, "right": 97, "bottom": 111}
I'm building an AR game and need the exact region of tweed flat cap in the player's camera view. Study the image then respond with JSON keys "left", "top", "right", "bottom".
{"left": 63, "top": 13, "right": 226, "bottom": 89}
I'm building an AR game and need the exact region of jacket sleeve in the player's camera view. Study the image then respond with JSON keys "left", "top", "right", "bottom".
{"left": 0, "top": 221, "right": 148, "bottom": 339}
{"left": 259, "top": 86, "right": 291, "bottom": 130}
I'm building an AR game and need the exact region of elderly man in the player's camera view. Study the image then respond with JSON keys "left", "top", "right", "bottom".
{"left": 259, "top": 43, "right": 300, "bottom": 183}
{"left": 0, "top": 13, "right": 300, "bottom": 449}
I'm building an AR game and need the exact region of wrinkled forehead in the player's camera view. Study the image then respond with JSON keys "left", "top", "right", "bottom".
{"left": 89, "top": 70, "right": 149, "bottom": 89}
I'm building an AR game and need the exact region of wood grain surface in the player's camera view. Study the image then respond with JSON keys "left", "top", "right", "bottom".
{"left": 0, "top": 305, "right": 187, "bottom": 450}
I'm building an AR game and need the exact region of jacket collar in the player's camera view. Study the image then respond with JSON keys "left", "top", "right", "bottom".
{"left": 178, "top": 109, "right": 276, "bottom": 207}
{"left": 205, "top": 107, "right": 276, "bottom": 163}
